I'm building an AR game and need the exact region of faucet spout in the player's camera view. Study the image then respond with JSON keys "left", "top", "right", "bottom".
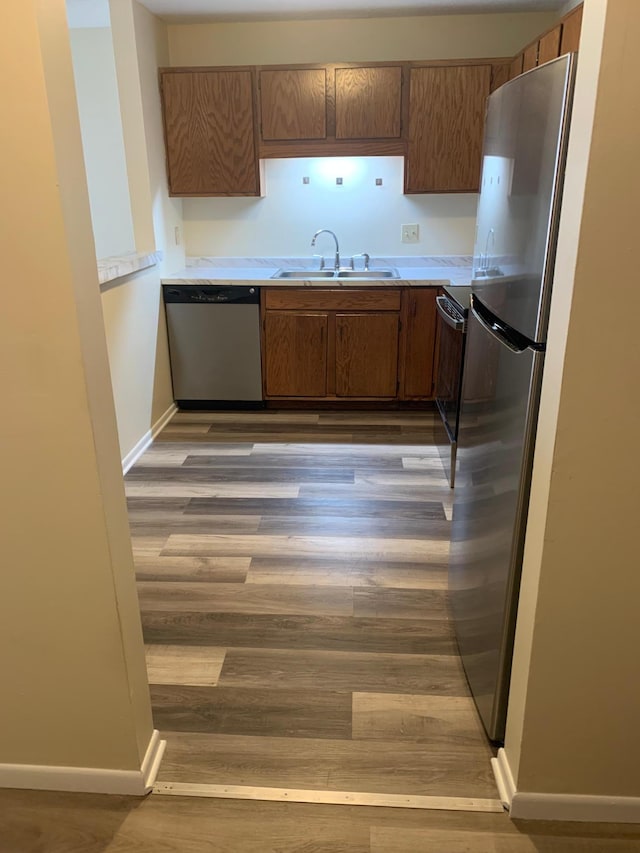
{"left": 311, "top": 229, "right": 340, "bottom": 271}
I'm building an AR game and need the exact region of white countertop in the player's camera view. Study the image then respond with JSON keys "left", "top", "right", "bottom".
{"left": 161, "top": 257, "right": 473, "bottom": 288}
{"left": 98, "top": 250, "right": 161, "bottom": 285}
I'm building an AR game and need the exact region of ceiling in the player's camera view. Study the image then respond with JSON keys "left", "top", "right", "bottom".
{"left": 136, "top": 0, "right": 566, "bottom": 24}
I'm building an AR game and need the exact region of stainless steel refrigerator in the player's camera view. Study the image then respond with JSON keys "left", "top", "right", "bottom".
{"left": 449, "top": 54, "right": 576, "bottom": 743}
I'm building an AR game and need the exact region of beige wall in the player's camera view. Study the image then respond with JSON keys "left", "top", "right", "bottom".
{"left": 169, "top": 12, "right": 554, "bottom": 260}
{"left": 0, "top": 0, "right": 152, "bottom": 771}
{"left": 505, "top": 0, "right": 640, "bottom": 799}
{"left": 167, "top": 12, "right": 556, "bottom": 66}
{"left": 101, "top": 268, "right": 173, "bottom": 461}
{"left": 103, "top": 0, "right": 182, "bottom": 463}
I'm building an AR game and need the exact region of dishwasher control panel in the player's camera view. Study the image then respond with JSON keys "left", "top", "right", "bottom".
{"left": 163, "top": 285, "right": 259, "bottom": 305}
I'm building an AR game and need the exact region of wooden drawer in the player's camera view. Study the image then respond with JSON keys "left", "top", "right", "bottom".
{"left": 264, "top": 288, "right": 401, "bottom": 311}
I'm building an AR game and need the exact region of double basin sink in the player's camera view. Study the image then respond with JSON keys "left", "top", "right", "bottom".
{"left": 272, "top": 268, "right": 400, "bottom": 280}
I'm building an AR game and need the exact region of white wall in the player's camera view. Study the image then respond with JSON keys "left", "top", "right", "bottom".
{"left": 185, "top": 157, "right": 477, "bottom": 258}
{"left": 69, "top": 27, "right": 136, "bottom": 259}
{"left": 169, "top": 11, "right": 555, "bottom": 262}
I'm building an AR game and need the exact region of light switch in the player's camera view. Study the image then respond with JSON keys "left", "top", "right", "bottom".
{"left": 401, "top": 223, "right": 419, "bottom": 243}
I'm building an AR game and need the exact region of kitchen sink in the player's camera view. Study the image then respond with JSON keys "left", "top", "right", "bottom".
{"left": 271, "top": 268, "right": 400, "bottom": 280}
{"left": 336, "top": 269, "right": 399, "bottom": 278}
{"left": 272, "top": 270, "right": 336, "bottom": 278}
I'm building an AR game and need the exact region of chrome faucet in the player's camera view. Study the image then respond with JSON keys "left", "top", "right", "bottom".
{"left": 352, "top": 252, "right": 370, "bottom": 271}
{"left": 311, "top": 229, "right": 340, "bottom": 271}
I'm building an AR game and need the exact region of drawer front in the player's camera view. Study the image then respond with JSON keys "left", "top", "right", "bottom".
{"left": 264, "top": 288, "right": 401, "bottom": 312}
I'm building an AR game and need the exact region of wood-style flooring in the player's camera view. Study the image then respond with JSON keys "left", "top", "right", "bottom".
{"left": 3, "top": 782, "right": 640, "bottom": 851}
{"left": 2, "top": 410, "right": 639, "bottom": 851}
{"left": 128, "top": 410, "right": 500, "bottom": 799}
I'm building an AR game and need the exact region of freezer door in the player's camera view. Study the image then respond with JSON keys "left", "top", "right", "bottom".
{"left": 472, "top": 55, "right": 575, "bottom": 343}
{"left": 449, "top": 307, "right": 544, "bottom": 741}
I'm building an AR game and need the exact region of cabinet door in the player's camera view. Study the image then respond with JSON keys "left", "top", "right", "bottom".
{"left": 490, "top": 62, "right": 511, "bottom": 93}
{"left": 538, "top": 25, "right": 562, "bottom": 65}
{"left": 510, "top": 54, "right": 524, "bottom": 80}
{"left": 264, "top": 312, "right": 327, "bottom": 397}
{"left": 161, "top": 70, "right": 259, "bottom": 196}
{"left": 402, "top": 290, "right": 438, "bottom": 399}
{"left": 335, "top": 66, "right": 402, "bottom": 139}
{"left": 522, "top": 42, "right": 538, "bottom": 72}
{"left": 560, "top": 5, "right": 583, "bottom": 54}
{"left": 259, "top": 69, "right": 327, "bottom": 140}
{"left": 405, "top": 65, "right": 491, "bottom": 193}
{"left": 335, "top": 313, "right": 399, "bottom": 398}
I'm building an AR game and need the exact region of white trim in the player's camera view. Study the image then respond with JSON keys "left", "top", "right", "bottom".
{"left": 493, "top": 747, "right": 640, "bottom": 823}
{"left": 0, "top": 730, "right": 166, "bottom": 796}
{"left": 153, "top": 781, "right": 504, "bottom": 813}
{"left": 141, "top": 729, "right": 166, "bottom": 791}
{"left": 492, "top": 748, "right": 516, "bottom": 810}
{"left": 510, "top": 792, "right": 640, "bottom": 824}
{"left": 121, "top": 403, "right": 177, "bottom": 474}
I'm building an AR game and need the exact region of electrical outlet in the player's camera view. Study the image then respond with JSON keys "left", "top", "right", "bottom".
{"left": 401, "top": 223, "right": 419, "bottom": 243}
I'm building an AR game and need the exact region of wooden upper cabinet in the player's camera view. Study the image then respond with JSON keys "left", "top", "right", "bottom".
{"left": 160, "top": 70, "right": 259, "bottom": 196}
{"left": 259, "top": 68, "right": 327, "bottom": 141}
{"left": 335, "top": 66, "right": 403, "bottom": 139}
{"left": 522, "top": 42, "right": 538, "bottom": 72}
{"left": 560, "top": 5, "right": 583, "bottom": 54}
{"left": 490, "top": 62, "right": 511, "bottom": 93}
{"left": 335, "top": 313, "right": 399, "bottom": 398}
{"left": 508, "top": 4, "right": 582, "bottom": 82}
{"left": 510, "top": 54, "right": 524, "bottom": 80}
{"left": 405, "top": 64, "right": 491, "bottom": 193}
{"left": 538, "top": 25, "right": 562, "bottom": 65}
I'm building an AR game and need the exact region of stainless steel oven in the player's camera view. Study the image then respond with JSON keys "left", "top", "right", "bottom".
{"left": 435, "top": 287, "right": 469, "bottom": 487}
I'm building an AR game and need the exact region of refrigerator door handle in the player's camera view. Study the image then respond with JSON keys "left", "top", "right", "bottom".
{"left": 471, "top": 295, "right": 542, "bottom": 354}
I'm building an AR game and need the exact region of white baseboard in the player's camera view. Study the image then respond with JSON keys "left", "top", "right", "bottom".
{"left": 121, "top": 403, "right": 177, "bottom": 474}
{"left": 141, "top": 729, "right": 166, "bottom": 791}
{"left": 0, "top": 729, "right": 166, "bottom": 796}
{"left": 491, "top": 749, "right": 515, "bottom": 810}
{"left": 494, "top": 747, "right": 640, "bottom": 823}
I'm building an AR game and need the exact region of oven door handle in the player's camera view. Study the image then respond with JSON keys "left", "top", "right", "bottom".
{"left": 436, "top": 296, "right": 465, "bottom": 331}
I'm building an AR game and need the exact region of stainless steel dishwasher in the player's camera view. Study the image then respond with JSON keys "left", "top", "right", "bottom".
{"left": 163, "top": 285, "right": 263, "bottom": 409}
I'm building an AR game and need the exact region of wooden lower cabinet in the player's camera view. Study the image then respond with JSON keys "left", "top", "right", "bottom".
{"left": 335, "top": 313, "right": 399, "bottom": 397}
{"left": 401, "top": 289, "right": 438, "bottom": 399}
{"left": 264, "top": 312, "right": 328, "bottom": 397}
{"left": 262, "top": 287, "right": 437, "bottom": 402}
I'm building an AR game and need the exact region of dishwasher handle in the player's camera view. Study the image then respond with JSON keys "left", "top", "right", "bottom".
{"left": 163, "top": 285, "right": 259, "bottom": 304}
